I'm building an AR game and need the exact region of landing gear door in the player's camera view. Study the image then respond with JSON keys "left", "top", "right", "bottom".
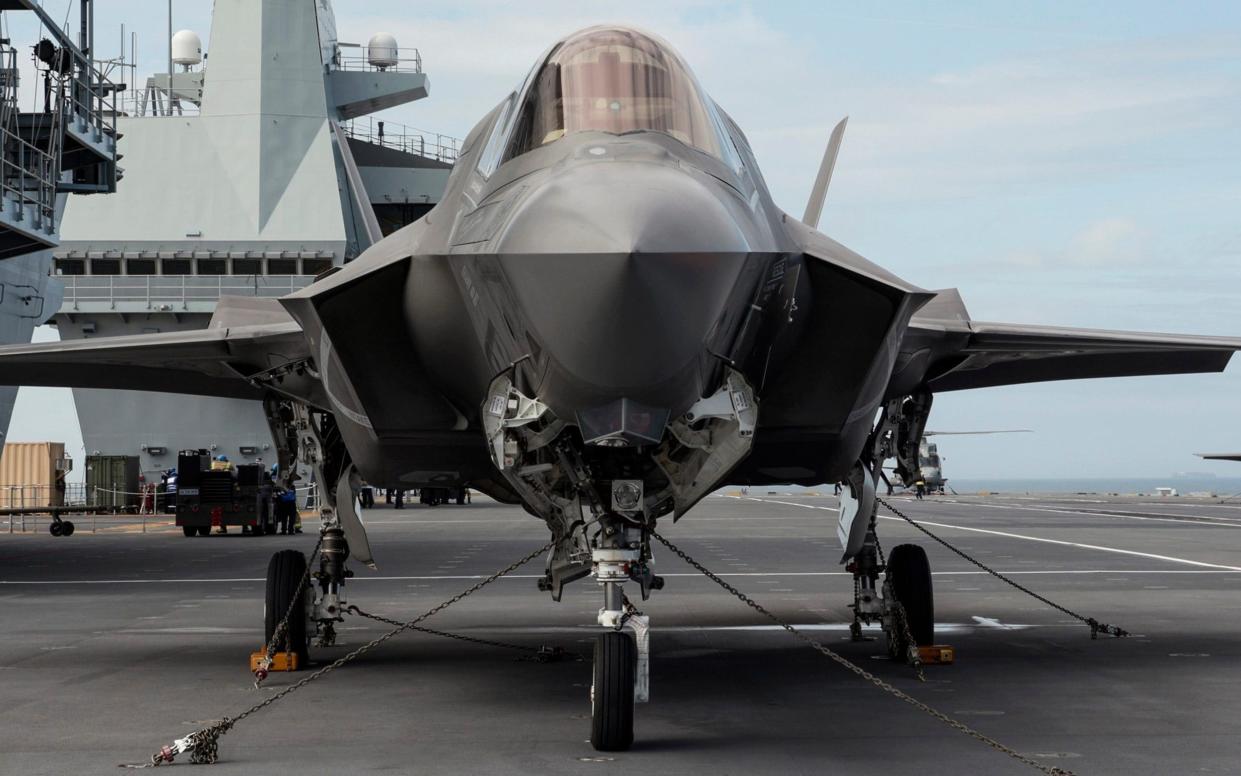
{"left": 836, "top": 466, "right": 874, "bottom": 563}
{"left": 336, "top": 468, "right": 376, "bottom": 569}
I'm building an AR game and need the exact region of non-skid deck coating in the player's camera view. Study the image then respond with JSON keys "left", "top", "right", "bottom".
{"left": 2, "top": 492, "right": 1239, "bottom": 775}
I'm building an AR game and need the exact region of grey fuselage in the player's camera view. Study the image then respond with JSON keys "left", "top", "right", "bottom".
{"left": 282, "top": 104, "right": 901, "bottom": 517}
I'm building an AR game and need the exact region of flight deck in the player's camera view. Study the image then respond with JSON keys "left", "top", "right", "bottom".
{"left": 1, "top": 491, "right": 1237, "bottom": 775}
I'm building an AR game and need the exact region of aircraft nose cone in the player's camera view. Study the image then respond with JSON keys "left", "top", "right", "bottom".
{"left": 495, "top": 158, "right": 754, "bottom": 254}
{"left": 493, "top": 161, "right": 759, "bottom": 422}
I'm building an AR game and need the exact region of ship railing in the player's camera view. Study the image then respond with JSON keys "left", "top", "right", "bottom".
{"left": 0, "top": 46, "right": 60, "bottom": 235}
{"left": 111, "top": 88, "right": 201, "bottom": 118}
{"left": 332, "top": 46, "right": 422, "bottom": 74}
{"left": 60, "top": 274, "right": 316, "bottom": 309}
{"left": 342, "top": 115, "right": 459, "bottom": 164}
{"left": 63, "top": 62, "right": 120, "bottom": 150}
{"left": 0, "top": 120, "right": 59, "bottom": 234}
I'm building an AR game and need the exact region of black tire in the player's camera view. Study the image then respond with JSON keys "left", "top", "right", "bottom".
{"left": 590, "top": 631, "right": 636, "bottom": 751}
{"left": 196, "top": 526, "right": 210, "bottom": 537}
{"left": 265, "top": 550, "right": 309, "bottom": 668}
{"left": 49, "top": 521, "right": 63, "bottom": 537}
{"left": 886, "top": 543, "right": 934, "bottom": 654}
{"left": 183, "top": 526, "right": 196, "bottom": 537}
{"left": 62, "top": 520, "right": 75, "bottom": 536}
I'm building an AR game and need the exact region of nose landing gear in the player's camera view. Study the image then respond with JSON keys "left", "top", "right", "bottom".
{"left": 588, "top": 515, "right": 653, "bottom": 752}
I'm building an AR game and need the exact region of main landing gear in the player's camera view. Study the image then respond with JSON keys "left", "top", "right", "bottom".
{"left": 842, "top": 468, "right": 934, "bottom": 662}
{"left": 260, "top": 525, "right": 354, "bottom": 672}
{"left": 848, "top": 521, "right": 935, "bottom": 662}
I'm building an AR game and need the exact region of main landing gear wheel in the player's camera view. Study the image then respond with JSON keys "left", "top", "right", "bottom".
{"left": 265, "top": 549, "right": 309, "bottom": 668}
{"left": 197, "top": 526, "right": 210, "bottom": 537}
{"left": 183, "top": 526, "right": 196, "bottom": 538}
{"left": 61, "top": 520, "right": 75, "bottom": 536}
{"left": 590, "top": 631, "right": 636, "bottom": 751}
{"left": 49, "top": 521, "right": 62, "bottom": 537}
{"left": 886, "top": 543, "right": 934, "bottom": 659}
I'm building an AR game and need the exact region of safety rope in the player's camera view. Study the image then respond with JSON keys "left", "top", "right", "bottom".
{"left": 122, "top": 540, "right": 555, "bottom": 768}
{"left": 876, "top": 497, "right": 1129, "bottom": 639}
{"left": 652, "top": 530, "right": 1075, "bottom": 776}
{"left": 344, "top": 604, "right": 571, "bottom": 663}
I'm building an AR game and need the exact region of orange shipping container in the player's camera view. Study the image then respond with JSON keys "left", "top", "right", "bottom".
{"left": 0, "top": 442, "right": 68, "bottom": 509}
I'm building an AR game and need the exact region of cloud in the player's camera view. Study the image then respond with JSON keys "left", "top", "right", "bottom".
{"left": 1066, "top": 217, "right": 1150, "bottom": 266}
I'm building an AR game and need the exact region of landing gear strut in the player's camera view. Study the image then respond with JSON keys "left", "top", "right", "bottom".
{"left": 588, "top": 513, "right": 652, "bottom": 752}
{"left": 847, "top": 516, "right": 935, "bottom": 660}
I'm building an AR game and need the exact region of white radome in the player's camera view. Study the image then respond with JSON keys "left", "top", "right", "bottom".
{"left": 171, "top": 29, "right": 202, "bottom": 67}
{"left": 367, "top": 32, "right": 399, "bottom": 69}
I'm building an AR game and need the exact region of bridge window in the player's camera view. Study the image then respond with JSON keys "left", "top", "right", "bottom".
{"left": 89, "top": 258, "right": 120, "bottom": 275}
{"left": 125, "top": 259, "right": 156, "bottom": 275}
{"left": 54, "top": 259, "right": 85, "bottom": 275}
{"left": 162, "top": 259, "right": 192, "bottom": 275}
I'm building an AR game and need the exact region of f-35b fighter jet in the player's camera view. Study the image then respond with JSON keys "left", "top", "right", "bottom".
{"left": 2, "top": 26, "right": 1238, "bottom": 750}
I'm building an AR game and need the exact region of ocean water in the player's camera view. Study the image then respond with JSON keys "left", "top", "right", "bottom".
{"left": 942, "top": 476, "right": 1241, "bottom": 497}
{"left": 730, "top": 477, "right": 1241, "bottom": 497}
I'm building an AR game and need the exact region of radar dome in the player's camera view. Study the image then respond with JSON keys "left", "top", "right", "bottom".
{"left": 367, "top": 33, "right": 399, "bottom": 69}
{"left": 171, "top": 29, "right": 202, "bottom": 68}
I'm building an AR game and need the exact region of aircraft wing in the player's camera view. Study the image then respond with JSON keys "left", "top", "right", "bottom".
{"left": 0, "top": 298, "right": 317, "bottom": 402}
{"left": 1196, "top": 453, "right": 1241, "bottom": 461}
{"left": 917, "top": 317, "right": 1241, "bottom": 392}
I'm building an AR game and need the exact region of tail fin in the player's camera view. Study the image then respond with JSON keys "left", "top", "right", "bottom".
{"left": 802, "top": 116, "right": 848, "bottom": 229}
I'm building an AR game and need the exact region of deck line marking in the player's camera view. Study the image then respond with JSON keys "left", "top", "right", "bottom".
{"left": 743, "top": 497, "right": 1241, "bottom": 571}
{"left": 925, "top": 499, "right": 1241, "bottom": 527}
{"left": 2, "top": 569, "right": 1239, "bottom": 585}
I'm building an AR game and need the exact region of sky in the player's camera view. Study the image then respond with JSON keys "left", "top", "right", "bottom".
{"left": 5, "top": 0, "right": 1241, "bottom": 480}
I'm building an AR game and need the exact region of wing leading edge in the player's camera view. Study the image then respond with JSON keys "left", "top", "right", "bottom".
{"left": 908, "top": 290, "right": 1241, "bottom": 392}
{"left": 0, "top": 298, "right": 318, "bottom": 403}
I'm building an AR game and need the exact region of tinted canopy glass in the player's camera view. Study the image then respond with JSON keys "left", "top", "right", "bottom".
{"left": 503, "top": 27, "right": 729, "bottom": 162}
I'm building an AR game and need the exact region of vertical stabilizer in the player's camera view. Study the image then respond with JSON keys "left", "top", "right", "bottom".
{"left": 802, "top": 116, "right": 848, "bottom": 229}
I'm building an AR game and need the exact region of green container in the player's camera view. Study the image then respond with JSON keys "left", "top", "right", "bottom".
{"left": 85, "top": 455, "right": 140, "bottom": 509}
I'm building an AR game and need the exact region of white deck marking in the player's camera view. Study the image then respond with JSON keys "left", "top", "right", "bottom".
{"left": 927, "top": 499, "right": 1241, "bottom": 527}
{"left": 876, "top": 514, "right": 1241, "bottom": 571}
{"left": 743, "top": 497, "right": 1241, "bottom": 571}
{"left": 2, "top": 569, "right": 1239, "bottom": 585}
{"left": 971, "top": 616, "right": 1026, "bottom": 630}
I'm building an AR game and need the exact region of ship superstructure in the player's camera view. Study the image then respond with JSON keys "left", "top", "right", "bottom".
{"left": 51, "top": 0, "right": 455, "bottom": 477}
{"left": 0, "top": 0, "right": 119, "bottom": 445}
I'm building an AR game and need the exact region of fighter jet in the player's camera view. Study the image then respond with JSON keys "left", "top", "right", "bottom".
{"left": 2, "top": 26, "right": 1239, "bottom": 751}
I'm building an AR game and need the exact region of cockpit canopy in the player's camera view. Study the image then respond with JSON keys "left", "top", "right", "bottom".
{"left": 501, "top": 27, "right": 735, "bottom": 165}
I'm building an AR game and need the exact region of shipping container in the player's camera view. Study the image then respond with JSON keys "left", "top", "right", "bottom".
{"left": 0, "top": 442, "right": 68, "bottom": 509}
{"left": 85, "top": 455, "right": 140, "bottom": 509}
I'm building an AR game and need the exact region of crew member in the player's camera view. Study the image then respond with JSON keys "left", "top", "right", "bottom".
{"left": 914, "top": 478, "right": 926, "bottom": 500}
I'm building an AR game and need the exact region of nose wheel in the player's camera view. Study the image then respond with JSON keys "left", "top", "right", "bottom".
{"left": 590, "top": 630, "right": 636, "bottom": 751}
